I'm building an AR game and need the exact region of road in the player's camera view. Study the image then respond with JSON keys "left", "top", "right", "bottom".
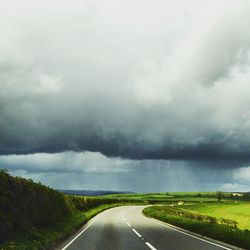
{"left": 60, "top": 206, "right": 234, "bottom": 250}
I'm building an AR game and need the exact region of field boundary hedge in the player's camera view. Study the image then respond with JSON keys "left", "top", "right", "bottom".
{"left": 167, "top": 206, "right": 238, "bottom": 228}
{"left": 0, "top": 170, "right": 70, "bottom": 243}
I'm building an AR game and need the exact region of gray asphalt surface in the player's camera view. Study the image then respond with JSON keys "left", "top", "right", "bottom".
{"left": 60, "top": 206, "right": 232, "bottom": 250}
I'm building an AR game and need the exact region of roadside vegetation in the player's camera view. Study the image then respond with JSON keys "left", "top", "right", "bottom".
{"left": 0, "top": 169, "right": 70, "bottom": 249}
{"left": 143, "top": 204, "right": 250, "bottom": 249}
{"left": 0, "top": 203, "right": 119, "bottom": 250}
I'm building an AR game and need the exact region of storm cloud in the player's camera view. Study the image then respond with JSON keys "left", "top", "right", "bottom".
{"left": 1, "top": 0, "right": 250, "bottom": 162}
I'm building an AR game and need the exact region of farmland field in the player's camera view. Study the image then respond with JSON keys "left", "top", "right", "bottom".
{"left": 103, "top": 192, "right": 219, "bottom": 202}
{"left": 182, "top": 202, "right": 250, "bottom": 229}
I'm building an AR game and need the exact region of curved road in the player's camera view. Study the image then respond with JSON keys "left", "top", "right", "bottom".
{"left": 60, "top": 206, "right": 234, "bottom": 250}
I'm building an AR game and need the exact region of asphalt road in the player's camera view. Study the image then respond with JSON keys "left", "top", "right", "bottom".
{"left": 60, "top": 206, "right": 234, "bottom": 250}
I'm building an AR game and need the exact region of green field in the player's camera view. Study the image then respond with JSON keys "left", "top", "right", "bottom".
{"left": 103, "top": 192, "right": 218, "bottom": 202}
{"left": 182, "top": 202, "right": 250, "bottom": 230}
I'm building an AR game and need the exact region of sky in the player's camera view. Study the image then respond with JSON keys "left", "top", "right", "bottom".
{"left": 1, "top": 0, "right": 250, "bottom": 192}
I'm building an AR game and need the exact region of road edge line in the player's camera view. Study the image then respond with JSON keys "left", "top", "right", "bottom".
{"left": 61, "top": 216, "right": 98, "bottom": 250}
{"left": 59, "top": 206, "right": 124, "bottom": 250}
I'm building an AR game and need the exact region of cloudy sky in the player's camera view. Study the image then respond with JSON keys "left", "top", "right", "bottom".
{"left": 1, "top": 0, "right": 250, "bottom": 192}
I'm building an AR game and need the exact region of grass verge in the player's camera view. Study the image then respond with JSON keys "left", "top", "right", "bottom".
{"left": 143, "top": 206, "right": 250, "bottom": 249}
{"left": 0, "top": 204, "right": 120, "bottom": 250}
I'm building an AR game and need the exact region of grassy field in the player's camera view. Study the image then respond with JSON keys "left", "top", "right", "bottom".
{"left": 182, "top": 202, "right": 250, "bottom": 230}
{"left": 103, "top": 192, "right": 219, "bottom": 202}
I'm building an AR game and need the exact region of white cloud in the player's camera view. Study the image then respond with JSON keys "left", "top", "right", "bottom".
{"left": 218, "top": 166, "right": 250, "bottom": 192}
{"left": 233, "top": 167, "right": 250, "bottom": 183}
{"left": 220, "top": 183, "right": 249, "bottom": 192}
{"left": 0, "top": 152, "right": 132, "bottom": 173}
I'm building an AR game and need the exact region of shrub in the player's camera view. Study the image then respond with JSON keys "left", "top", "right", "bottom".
{"left": 0, "top": 171, "right": 70, "bottom": 242}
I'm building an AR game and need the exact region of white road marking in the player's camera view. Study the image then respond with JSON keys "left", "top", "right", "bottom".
{"left": 147, "top": 217, "right": 232, "bottom": 250}
{"left": 126, "top": 222, "right": 132, "bottom": 227}
{"left": 145, "top": 242, "right": 158, "bottom": 250}
{"left": 124, "top": 210, "right": 157, "bottom": 250}
{"left": 132, "top": 228, "right": 142, "bottom": 238}
{"left": 61, "top": 215, "right": 99, "bottom": 250}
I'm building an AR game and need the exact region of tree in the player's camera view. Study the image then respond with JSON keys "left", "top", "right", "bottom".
{"left": 216, "top": 191, "right": 223, "bottom": 202}
{"left": 0, "top": 168, "right": 9, "bottom": 173}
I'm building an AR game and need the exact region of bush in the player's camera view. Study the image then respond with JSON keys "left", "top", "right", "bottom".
{"left": 0, "top": 171, "right": 70, "bottom": 242}
{"left": 66, "top": 196, "right": 128, "bottom": 211}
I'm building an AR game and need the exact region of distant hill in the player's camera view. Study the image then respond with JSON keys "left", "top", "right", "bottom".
{"left": 59, "top": 189, "right": 134, "bottom": 196}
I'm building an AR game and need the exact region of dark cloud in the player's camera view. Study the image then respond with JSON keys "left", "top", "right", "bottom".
{"left": 1, "top": 0, "right": 250, "bottom": 162}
